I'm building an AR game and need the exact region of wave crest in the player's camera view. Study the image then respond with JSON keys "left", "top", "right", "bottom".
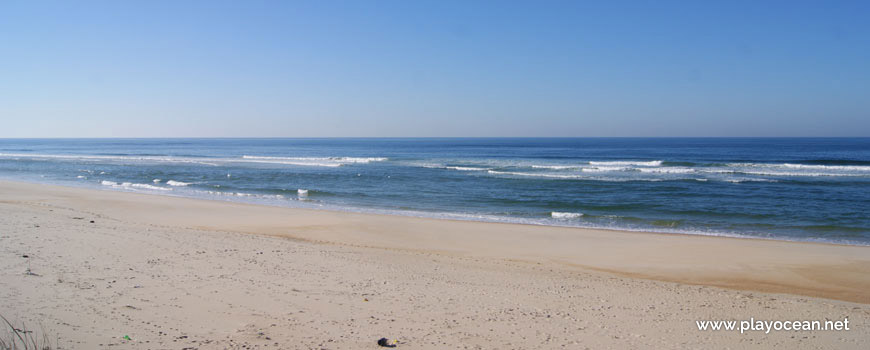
{"left": 589, "top": 160, "right": 663, "bottom": 166}
{"left": 551, "top": 212, "right": 583, "bottom": 219}
{"left": 241, "top": 155, "right": 387, "bottom": 167}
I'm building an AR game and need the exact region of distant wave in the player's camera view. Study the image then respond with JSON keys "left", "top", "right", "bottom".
{"left": 725, "top": 178, "right": 780, "bottom": 183}
{"left": 487, "top": 170, "right": 584, "bottom": 179}
{"left": 717, "top": 163, "right": 870, "bottom": 177}
{"left": 456, "top": 159, "right": 870, "bottom": 179}
{"left": 0, "top": 153, "right": 389, "bottom": 168}
{"left": 486, "top": 170, "right": 688, "bottom": 182}
{"left": 414, "top": 162, "right": 492, "bottom": 171}
{"left": 240, "top": 155, "right": 387, "bottom": 167}
{"left": 589, "top": 160, "right": 663, "bottom": 166}
{"left": 166, "top": 180, "right": 190, "bottom": 186}
{"left": 728, "top": 162, "right": 870, "bottom": 171}
{"left": 580, "top": 166, "right": 630, "bottom": 172}
{"left": 733, "top": 171, "right": 865, "bottom": 177}
{"left": 781, "top": 163, "right": 870, "bottom": 171}
{"left": 531, "top": 165, "right": 582, "bottom": 170}
{"left": 637, "top": 167, "right": 695, "bottom": 174}
{"left": 241, "top": 156, "right": 387, "bottom": 162}
{"left": 14, "top": 151, "right": 863, "bottom": 178}
{"left": 0, "top": 153, "right": 220, "bottom": 166}
{"left": 446, "top": 166, "right": 490, "bottom": 171}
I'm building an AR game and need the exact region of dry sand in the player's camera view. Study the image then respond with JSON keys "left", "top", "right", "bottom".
{"left": 1, "top": 180, "right": 868, "bottom": 349}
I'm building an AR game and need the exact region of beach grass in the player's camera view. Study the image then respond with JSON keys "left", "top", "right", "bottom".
{"left": 0, "top": 315, "right": 54, "bottom": 350}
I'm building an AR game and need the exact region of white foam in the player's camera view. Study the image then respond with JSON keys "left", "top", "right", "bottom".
{"left": 0, "top": 152, "right": 390, "bottom": 168}
{"left": 580, "top": 165, "right": 694, "bottom": 173}
{"left": 530, "top": 165, "right": 581, "bottom": 170}
{"left": 129, "top": 183, "right": 171, "bottom": 191}
{"left": 337, "top": 157, "right": 388, "bottom": 163}
{"left": 197, "top": 190, "right": 286, "bottom": 200}
{"left": 417, "top": 162, "right": 491, "bottom": 171}
{"left": 153, "top": 179, "right": 161, "bottom": 183}
{"left": 297, "top": 189, "right": 309, "bottom": 196}
{"left": 240, "top": 157, "right": 342, "bottom": 167}
{"left": 203, "top": 190, "right": 232, "bottom": 196}
{"left": 637, "top": 167, "right": 695, "bottom": 174}
{"left": 76, "top": 175, "right": 86, "bottom": 179}
{"left": 551, "top": 212, "right": 583, "bottom": 219}
{"left": 166, "top": 180, "right": 190, "bottom": 186}
{"left": 241, "top": 155, "right": 387, "bottom": 167}
{"left": 581, "top": 166, "right": 630, "bottom": 172}
{"left": 696, "top": 164, "right": 870, "bottom": 177}
{"left": 0, "top": 153, "right": 219, "bottom": 166}
{"left": 725, "top": 178, "right": 779, "bottom": 183}
{"left": 722, "top": 163, "right": 870, "bottom": 177}
{"left": 701, "top": 169, "right": 736, "bottom": 174}
{"left": 781, "top": 163, "right": 870, "bottom": 171}
{"left": 101, "top": 180, "right": 170, "bottom": 191}
{"left": 589, "top": 160, "right": 663, "bottom": 166}
{"left": 445, "top": 166, "right": 490, "bottom": 171}
{"left": 487, "top": 170, "right": 583, "bottom": 179}
{"left": 739, "top": 171, "right": 863, "bottom": 177}
{"left": 486, "top": 170, "right": 687, "bottom": 182}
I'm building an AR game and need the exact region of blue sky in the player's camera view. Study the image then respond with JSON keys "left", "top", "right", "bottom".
{"left": 1, "top": 1, "right": 868, "bottom": 137}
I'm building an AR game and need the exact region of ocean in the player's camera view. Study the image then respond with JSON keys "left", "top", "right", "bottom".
{"left": 1, "top": 138, "right": 868, "bottom": 245}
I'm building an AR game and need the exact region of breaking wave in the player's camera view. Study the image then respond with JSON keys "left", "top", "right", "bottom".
{"left": 589, "top": 160, "right": 663, "bottom": 166}
{"left": 240, "top": 155, "right": 387, "bottom": 167}
{"left": 551, "top": 212, "right": 583, "bottom": 219}
{"left": 101, "top": 180, "right": 171, "bottom": 191}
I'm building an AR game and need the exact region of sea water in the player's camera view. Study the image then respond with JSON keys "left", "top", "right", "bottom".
{"left": 1, "top": 138, "right": 868, "bottom": 244}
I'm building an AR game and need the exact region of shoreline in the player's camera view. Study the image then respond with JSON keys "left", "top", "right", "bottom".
{"left": 2, "top": 179, "right": 869, "bottom": 303}
{"left": 7, "top": 177, "right": 868, "bottom": 248}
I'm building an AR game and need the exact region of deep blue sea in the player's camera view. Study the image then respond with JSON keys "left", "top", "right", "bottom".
{"left": 1, "top": 138, "right": 868, "bottom": 244}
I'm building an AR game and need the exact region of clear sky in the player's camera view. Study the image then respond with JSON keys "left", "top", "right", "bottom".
{"left": 1, "top": 1, "right": 868, "bottom": 137}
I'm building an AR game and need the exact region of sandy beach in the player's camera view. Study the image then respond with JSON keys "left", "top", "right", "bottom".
{"left": 1, "top": 180, "right": 868, "bottom": 349}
